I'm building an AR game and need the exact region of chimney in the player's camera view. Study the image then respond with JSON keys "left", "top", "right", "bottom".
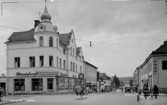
{"left": 34, "top": 20, "right": 40, "bottom": 28}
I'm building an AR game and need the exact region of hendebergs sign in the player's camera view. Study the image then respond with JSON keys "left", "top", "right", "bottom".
{"left": 16, "top": 72, "right": 59, "bottom": 76}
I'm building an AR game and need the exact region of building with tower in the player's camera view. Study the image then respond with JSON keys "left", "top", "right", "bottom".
{"left": 3, "top": 4, "right": 86, "bottom": 94}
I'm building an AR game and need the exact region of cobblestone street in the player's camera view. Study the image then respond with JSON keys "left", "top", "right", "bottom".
{"left": 3, "top": 92, "right": 140, "bottom": 105}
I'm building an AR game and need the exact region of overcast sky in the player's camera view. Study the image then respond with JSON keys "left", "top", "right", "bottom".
{"left": 0, "top": 0, "right": 167, "bottom": 77}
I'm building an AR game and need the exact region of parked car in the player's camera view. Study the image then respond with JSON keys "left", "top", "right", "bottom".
{"left": 124, "top": 84, "right": 131, "bottom": 93}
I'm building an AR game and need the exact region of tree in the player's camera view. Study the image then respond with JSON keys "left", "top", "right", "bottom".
{"left": 113, "top": 75, "right": 120, "bottom": 88}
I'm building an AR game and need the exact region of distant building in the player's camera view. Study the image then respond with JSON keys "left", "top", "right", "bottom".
{"left": 84, "top": 61, "right": 98, "bottom": 92}
{"left": 100, "top": 73, "right": 112, "bottom": 92}
{"left": 119, "top": 77, "right": 133, "bottom": 87}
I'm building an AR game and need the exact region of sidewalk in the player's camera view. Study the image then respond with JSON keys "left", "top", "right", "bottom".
{"left": 139, "top": 95, "right": 167, "bottom": 105}
{"left": 0, "top": 95, "right": 34, "bottom": 105}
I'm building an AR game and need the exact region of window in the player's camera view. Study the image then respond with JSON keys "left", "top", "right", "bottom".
{"left": 14, "top": 57, "right": 20, "bottom": 68}
{"left": 60, "top": 59, "right": 62, "bottom": 69}
{"left": 14, "top": 79, "right": 25, "bottom": 91}
{"left": 63, "top": 60, "right": 66, "bottom": 69}
{"left": 47, "top": 78, "right": 53, "bottom": 90}
{"left": 49, "top": 37, "right": 53, "bottom": 47}
{"left": 63, "top": 49, "right": 65, "bottom": 54}
{"left": 73, "top": 49, "right": 74, "bottom": 56}
{"left": 76, "top": 64, "right": 77, "bottom": 72}
{"left": 30, "top": 56, "right": 35, "bottom": 67}
{"left": 32, "top": 78, "right": 43, "bottom": 91}
{"left": 39, "top": 56, "right": 44, "bottom": 67}
{"left": 104, "top": 81, "right": 106, "bottom": 84}
{"left": 162, "top": 61, "right": 167, "bottom": 70}
{"left": 57, "top": 57, "right": 58, "bottom": 68}
{"left": 56, "top": 38, "right": 58, "bottom": 48}
{"left": 39, "top": 36, "right": 43, "bottom": 47}
{"left": 73, "top": 63, "right": 75, "bottom": 71}
{"left": 49, "top": 56, "right": 53, "bottom": 67}
{"left": 70, "top": 62, "right": 72, "bottom": 70}
{"left": 70, "top": 47, "right": 72, "bottom": 55}
{"left": 80, "top": 66, "right": 82, "bottom": 73}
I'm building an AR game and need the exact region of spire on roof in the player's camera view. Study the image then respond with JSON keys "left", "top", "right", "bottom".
{"left": 41, "top": 0, "right": 51, "bottom": 21}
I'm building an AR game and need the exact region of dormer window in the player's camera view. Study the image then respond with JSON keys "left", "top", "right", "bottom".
{"left": 49, "top": 37, "right": 53, "bottom": 47}
{"left": 39, "top": 36, "right": 43, "bottom": 47}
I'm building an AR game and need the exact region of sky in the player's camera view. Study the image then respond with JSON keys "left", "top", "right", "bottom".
{"left": 0, "top": 0, "right": 167, "bottom": 77}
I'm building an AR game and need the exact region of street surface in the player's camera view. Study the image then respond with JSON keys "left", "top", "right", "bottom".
{"left": 6, "top": 92, "right": 140, "bottom": 105}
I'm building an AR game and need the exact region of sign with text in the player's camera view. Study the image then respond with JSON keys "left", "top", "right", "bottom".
{"left": 16, "top": 71, "right": 59, "bottom": 76}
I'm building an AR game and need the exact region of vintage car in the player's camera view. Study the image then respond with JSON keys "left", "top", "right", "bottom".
{"left": 124, "top": 84, "right": 131, "bottom": 93}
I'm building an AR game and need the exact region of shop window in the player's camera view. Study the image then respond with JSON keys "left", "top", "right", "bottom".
{"left": 57, "top": 77, "right": 68, "bottom": 91}
{"left": 39, "top": 56, "right": 44, "bottom": 67}
{"left": 39, "top": 36, "right": 43, "bottom": 47}
{"left": 32, "top": 78, "right": 43, "bottom": 91}
{"left": 49, "top": 37, "right": 53, "bottom": 47}
{"left": 49, "top": 56, "right": 53, "bottom": 67}
{"left": 14, "top": 79, "right": 25, "bottom": 91}
{"left": 63, "top": 60, "right": 66, "bottom": 69}
{"left": 14, "top": 57, "right": 20, "bottom": 68}
{"left": 29, "top": 56, "right": 35, "bottom": 67}
{"left": 47, "top": 78, "right": 53, "bottom": 90}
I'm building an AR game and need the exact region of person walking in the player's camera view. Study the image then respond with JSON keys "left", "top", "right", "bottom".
{"left": 153, "top": 85, "right": 159, "bottom": 99}
{"left": 143, "top": 85, "right": 149, "bottom": 99}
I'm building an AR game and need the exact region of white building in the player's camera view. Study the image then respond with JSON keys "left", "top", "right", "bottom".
{"left": 3, "top": 5, "right": 85, "bottom": 94}
{"left": 138, "top": 41, "right": 167, "bottom": 93}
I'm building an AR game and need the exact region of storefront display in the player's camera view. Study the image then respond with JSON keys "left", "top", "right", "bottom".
{"left": 32, "top": 78, "right": 43, "bottom": 91}
{"left": 14, "top": 79, "right": 25, "bottom": 91}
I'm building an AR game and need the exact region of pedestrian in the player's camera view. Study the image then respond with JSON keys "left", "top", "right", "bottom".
{"left": 153, "top": 85, "right": 159, "bottom": 99}
{"left": 143, "top": 85, "right": 149, "bottom": 99}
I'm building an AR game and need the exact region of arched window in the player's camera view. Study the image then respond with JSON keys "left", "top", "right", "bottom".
{"left": 49, "top": 37, "right": 53, "bottom": 47}
{"left": 39, "top": 36, "right": 43, "bottom": 47}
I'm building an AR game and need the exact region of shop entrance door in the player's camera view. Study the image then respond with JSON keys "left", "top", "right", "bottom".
{"left": 0, "top": 83, "right": 6, "bottom": 93}
{"left": 47, "top": 78, "right": 53, "bottom": 91}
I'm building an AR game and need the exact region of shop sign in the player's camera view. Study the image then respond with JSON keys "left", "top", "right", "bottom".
{"left": 16, "top": 71, "right": 59, "bottom": 76}
{"left": 16, "top": 72, "right": 38, "bottom": 76}
{"left": 59, "top": 73, "right": 68, "bottom": 77}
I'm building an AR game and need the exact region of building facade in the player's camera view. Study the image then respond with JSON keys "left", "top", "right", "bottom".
{"left": 138, "top": 41, "right": 167, "bottom": 93}
{"left": 84, "top": 61, "right": 98, "bottom": 91}
{"left": 4, "top": 6, "right": 85, "bottom": 94}
{"left": 100, "top": 73, "right": 112, "bottom": 92}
